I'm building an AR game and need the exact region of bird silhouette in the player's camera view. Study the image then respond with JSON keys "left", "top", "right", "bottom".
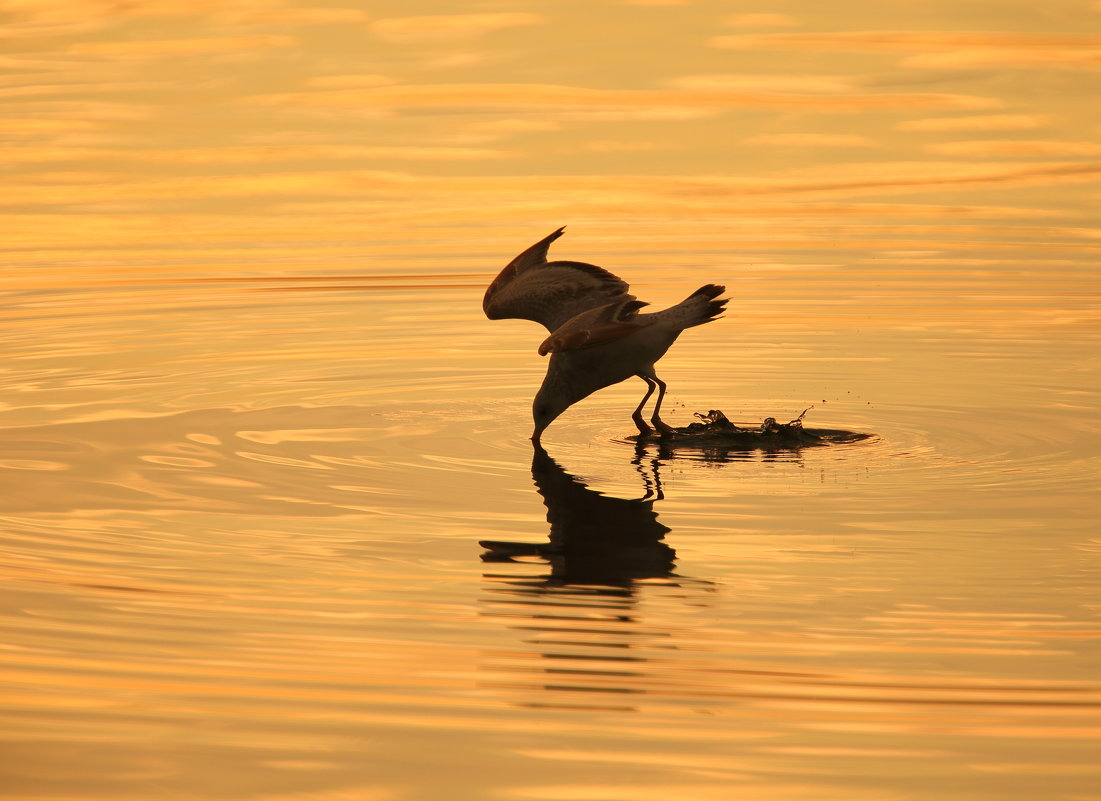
{"left": 483, "top": 228, "right": 728, "bottom": 443}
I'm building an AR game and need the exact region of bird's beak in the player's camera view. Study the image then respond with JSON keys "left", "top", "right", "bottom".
{"left": 530, "top": 426, "right": 544, "bottom": 445}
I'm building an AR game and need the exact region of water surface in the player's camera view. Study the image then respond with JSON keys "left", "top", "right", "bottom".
{"left": 3, "top": 1, "right": 1100, "bottom": 800}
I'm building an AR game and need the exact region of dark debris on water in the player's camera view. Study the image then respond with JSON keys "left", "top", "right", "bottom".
{"left": 630, "top": 407, "right": 871, "bottom": 449}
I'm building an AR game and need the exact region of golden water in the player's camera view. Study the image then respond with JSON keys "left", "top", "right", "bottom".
{"left": 3, "top": 2, "right": 1100, "bottom": 799}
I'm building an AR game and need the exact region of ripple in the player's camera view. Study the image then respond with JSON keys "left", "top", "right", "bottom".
{"left": 2, "top": 268, "right": 1099, "bottom": 801}
{"left": 0, "top": 459, "right": 69, "bottom": 471}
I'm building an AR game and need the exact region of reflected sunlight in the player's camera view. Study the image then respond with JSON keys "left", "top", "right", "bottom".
{"left": 2, "top": 1, "right": 1100, "bottom": 800}
{"left": 3, "top": 0, "right": 1098, "bottom": 278}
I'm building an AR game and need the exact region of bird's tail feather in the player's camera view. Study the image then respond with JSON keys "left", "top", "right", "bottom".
{"left": 677, "top": 283, "right": 728, "bottom": 327}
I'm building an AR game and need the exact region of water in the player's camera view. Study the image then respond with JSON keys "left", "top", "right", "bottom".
{"left": 4, "top": 1, "right": 1101, "bottom": 799}
{"left": 4, "top": 263, "right": 1098, "bottom": 800}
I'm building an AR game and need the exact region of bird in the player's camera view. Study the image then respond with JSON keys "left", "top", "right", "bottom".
{"left": 483, "top": 227, "right": 728, "bottom": 444}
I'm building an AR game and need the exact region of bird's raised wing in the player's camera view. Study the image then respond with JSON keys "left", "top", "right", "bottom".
{"left": 483, "top": 228, "right": 635, "bottom": 334}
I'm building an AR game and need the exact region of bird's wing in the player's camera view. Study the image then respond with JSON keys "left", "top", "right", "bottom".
{"left": 538, "top": 299, "right": 653, "bottom": 356}
{"left": 483, "top": 227, "right": 635, "bottom": 333}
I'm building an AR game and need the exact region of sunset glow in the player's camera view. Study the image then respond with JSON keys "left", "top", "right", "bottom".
{"left": 2, "top": 2, "right": 1099, "bottom": 800}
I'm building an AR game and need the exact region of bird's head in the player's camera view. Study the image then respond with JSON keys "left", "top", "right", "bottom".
{"left": 531, "top": 384, "right": 571, "bottom": 444}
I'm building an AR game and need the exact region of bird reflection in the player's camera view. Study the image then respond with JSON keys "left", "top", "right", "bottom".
{"left": 479, "top": 444, "right": 675, "bottom": 587}
{"left": 478, "top": 445, "right": 714, "bottom": 712}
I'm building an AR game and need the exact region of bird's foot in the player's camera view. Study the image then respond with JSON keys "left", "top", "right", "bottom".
{"left": 653, "top": 420, "right": 679, "bottom": 439}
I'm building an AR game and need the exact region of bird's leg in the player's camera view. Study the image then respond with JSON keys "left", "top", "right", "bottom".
{"left": 649, "top": 374, "right": 678, "bottom": 438}
{"left": 632, "top": 375, "right": 657, "bottom": 436}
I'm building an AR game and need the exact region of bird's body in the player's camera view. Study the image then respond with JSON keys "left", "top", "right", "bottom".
{"left": 483, "top": 228, "right": 727, "bottom": 442}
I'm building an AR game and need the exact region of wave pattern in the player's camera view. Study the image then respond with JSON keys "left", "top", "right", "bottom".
{"left": 1, "top": 266, "right": 1099, "bottom": 800}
